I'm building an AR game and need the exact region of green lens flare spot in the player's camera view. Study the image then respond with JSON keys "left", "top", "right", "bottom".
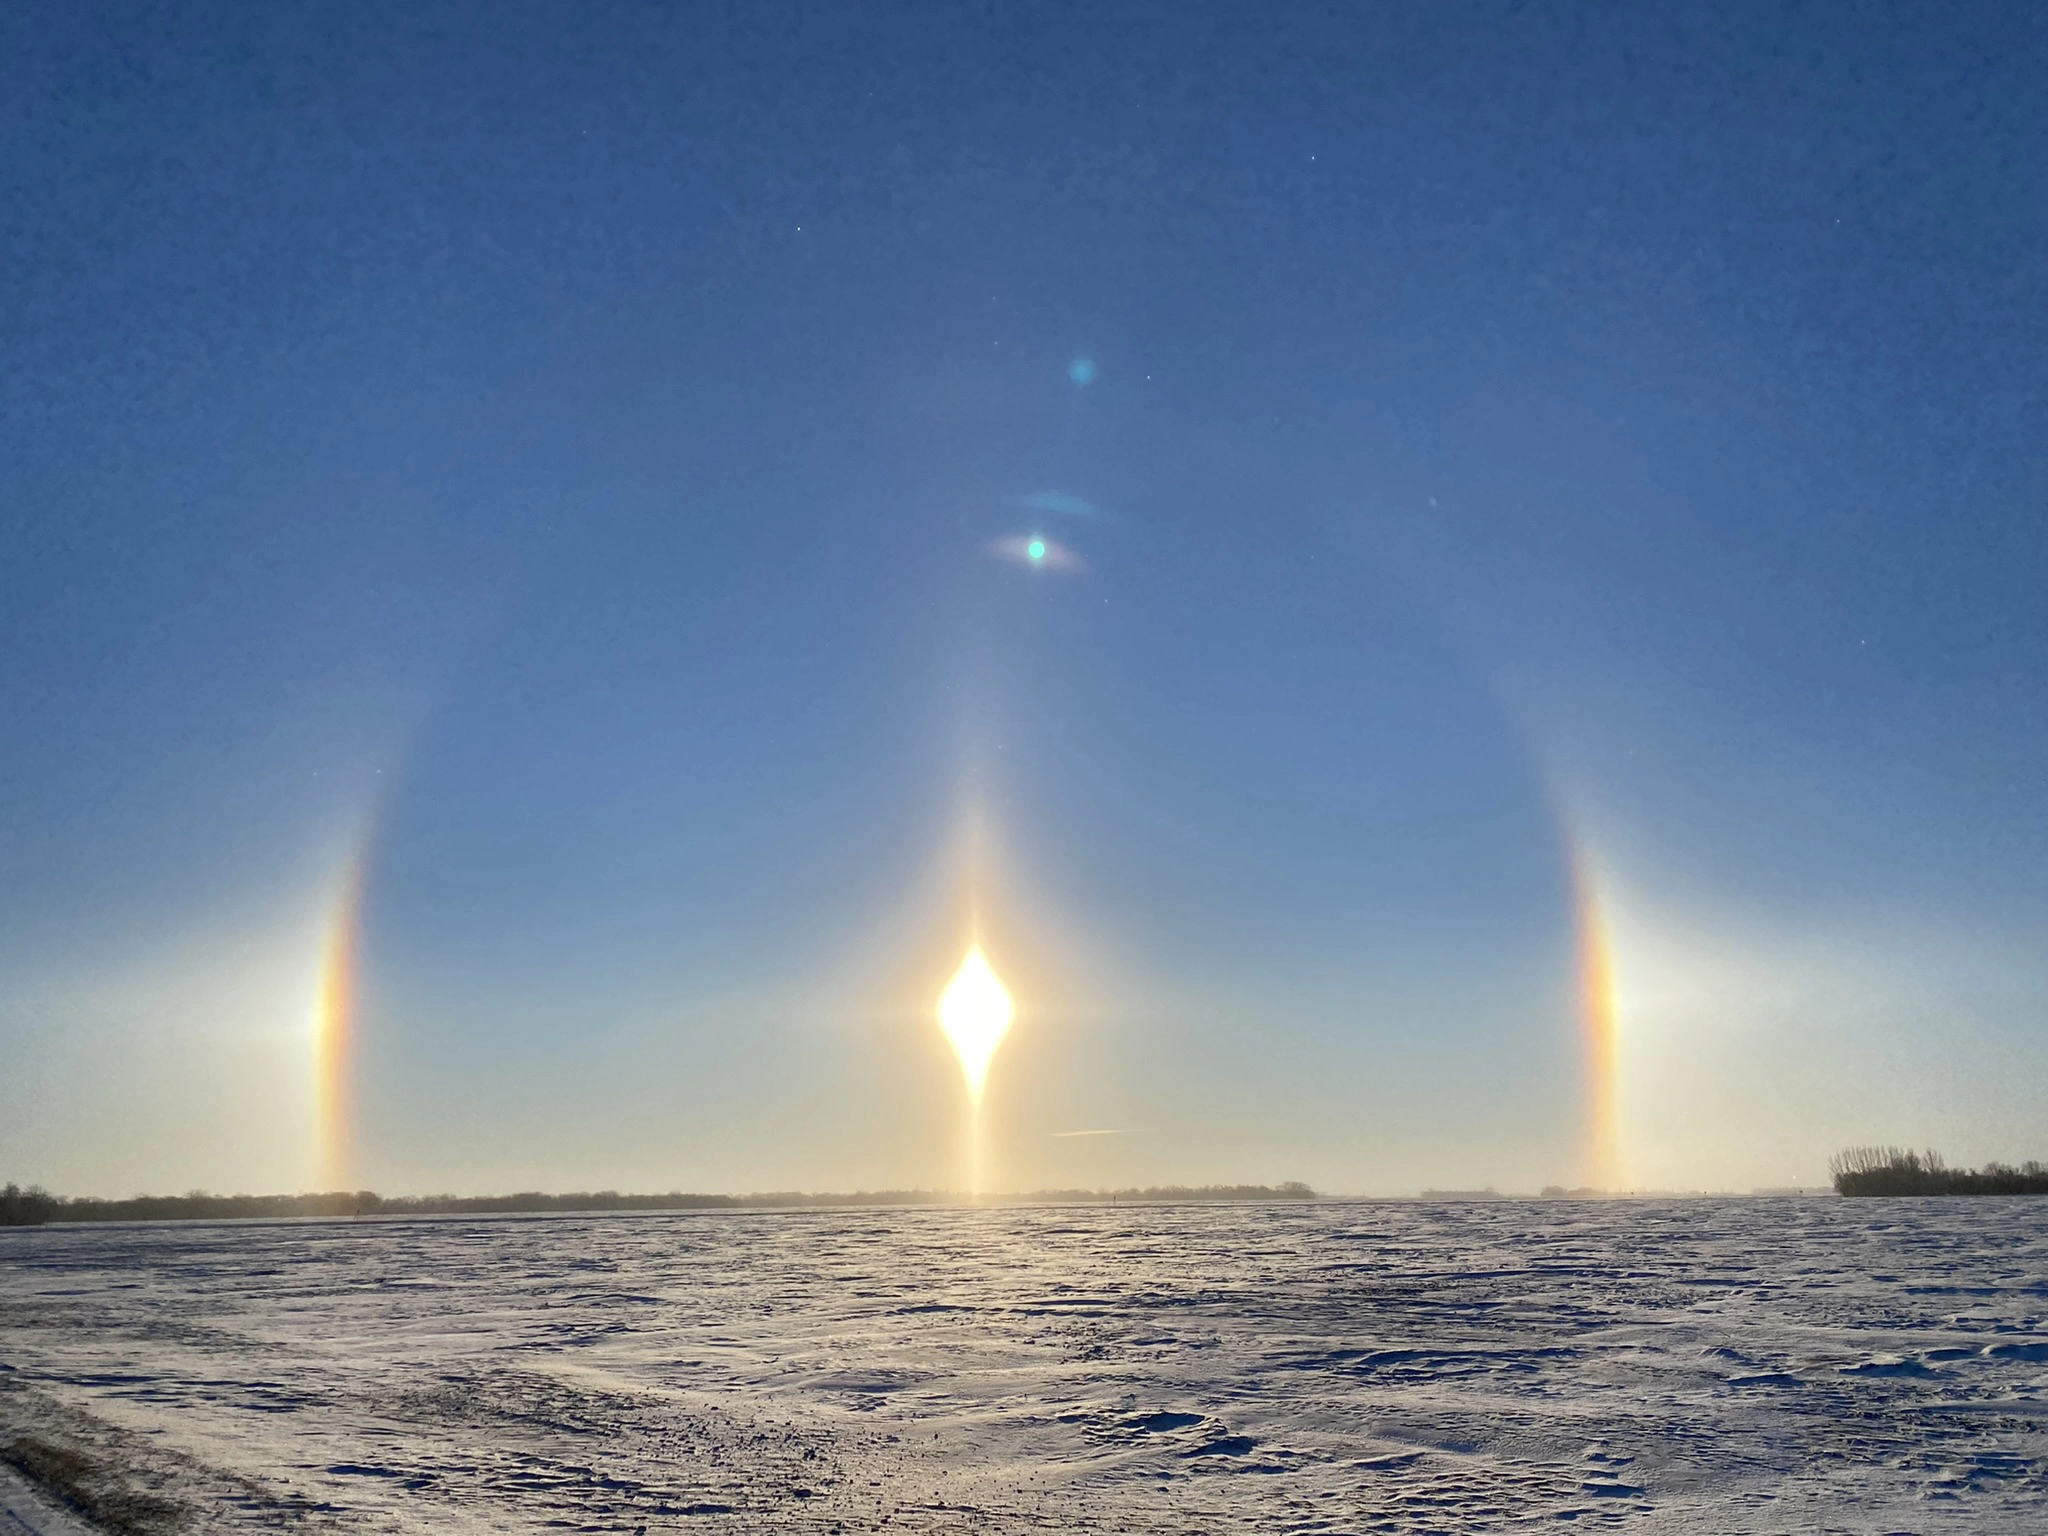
{"left": 1027, "top": 540, "right": 1046, "bottom": 560}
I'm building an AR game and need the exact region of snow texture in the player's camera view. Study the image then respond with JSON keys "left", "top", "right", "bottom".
{"left": 1, "top": 1462, "right": 100, "bottom": 1536}
{"left": 2, "top": 1199, "right": 2046, "bottom": 1532}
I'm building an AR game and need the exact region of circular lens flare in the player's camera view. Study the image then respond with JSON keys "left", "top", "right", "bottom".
{"left": 937, "top": 947, "right": 1014, "bottom": 1105}
{"left": 988, "top": 534, "right": 1085, "bottom": 573}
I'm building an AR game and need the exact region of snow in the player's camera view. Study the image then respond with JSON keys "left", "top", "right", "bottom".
{"left": 1, "top": 1462, "right": 100, "bottom": 1536}
{"left": 2, "top": 1198, "right": 2045, "bottom": 1531}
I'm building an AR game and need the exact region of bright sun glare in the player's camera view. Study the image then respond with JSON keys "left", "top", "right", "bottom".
{"left": 937, "top": 946, "right": 1014, "bottom": 1105}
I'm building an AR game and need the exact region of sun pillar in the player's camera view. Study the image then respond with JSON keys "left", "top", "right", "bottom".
{"left": 937, "top": 946, "right": 1014, "bottom": 1201}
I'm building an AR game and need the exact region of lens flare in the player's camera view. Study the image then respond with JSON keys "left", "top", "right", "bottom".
{"left": 988, "top": 534, "right": 1085, "bottom": 572}
{"left": 937, "top": 947, "right": 1013, "bottom": 1106}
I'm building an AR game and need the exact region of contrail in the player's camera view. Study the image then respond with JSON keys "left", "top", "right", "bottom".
{"left": 1050, "top": 1128, "right": 1135, "bottom": 1138}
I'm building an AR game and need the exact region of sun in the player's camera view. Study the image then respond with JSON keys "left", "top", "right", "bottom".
{"left": 937, "top": 947, "right": 1014, "bottom": 1105}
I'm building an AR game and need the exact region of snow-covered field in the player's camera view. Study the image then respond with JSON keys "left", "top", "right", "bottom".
{"left": 2, "top": 1198, "right": 2045, "bottom": 1532}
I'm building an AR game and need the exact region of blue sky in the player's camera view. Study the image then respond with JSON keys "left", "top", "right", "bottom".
{"left": 2, "top": 2, "right": 2041, "bottom": 1196}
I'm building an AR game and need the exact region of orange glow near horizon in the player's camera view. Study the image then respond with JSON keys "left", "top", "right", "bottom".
{"left": 1573, "top": 867, "right": 1627, "bottom": 1191}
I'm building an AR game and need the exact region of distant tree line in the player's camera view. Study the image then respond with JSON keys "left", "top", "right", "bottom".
{"left": 1829, "top": 1147, "right": 2048, "bottom": 1197}
{"left": 1, "top": 1181, "right": 1315, "bottom": 1227}
{"left": 1, "top": 1184, "right": 61, "bottom": 1226}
